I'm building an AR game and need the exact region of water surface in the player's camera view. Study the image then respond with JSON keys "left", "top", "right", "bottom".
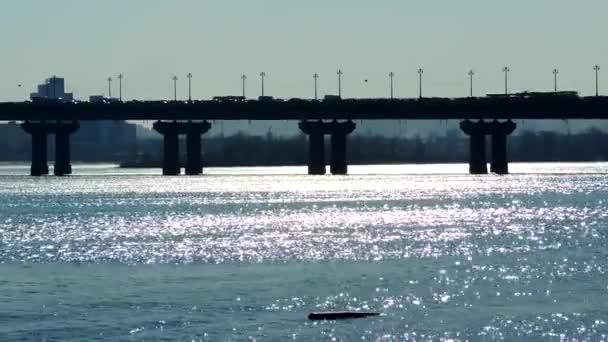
{"left": 0, "top": 163, "right": 607, "bottom": 340}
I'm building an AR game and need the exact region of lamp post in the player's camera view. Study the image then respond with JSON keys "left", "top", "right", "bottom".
{"left": 594, "top": 65, "right": 600, "bottom": 96}
{"left": 417, "top": 68, "right": 423, "bottom": 98}
{"left": 313, "top": 73, "right": 319, "bottom": 100}
{"left": 172, "top": 75, "right": 178, "bottom": 101}
{"left": 187, "top": 73, "right": 193, "bottom": 102}
{"left": 260, "top": 72, "right": 266, "bottom": 97}
{"left": 503, "top": 66, "right": 510, "bottom": 95}
{"left": 553, "top": 68, "right": 559, "bottom": 92}
{"left": 468, "top": 70, "right": 474, "bottom": 97}
{"left": 337, "top": 69, "right": 343, "bottom": 98}
{"left": 241, "top": 74, "right": 247, "bottom": 98}
{"left": 389, "top": 72, "right": 395, "bottom": 99}
{"left": 118, "top": 74, "right": 123, "bottom": 101}
{"left": 107, "top": 77, "right": 113, "bottom": 98}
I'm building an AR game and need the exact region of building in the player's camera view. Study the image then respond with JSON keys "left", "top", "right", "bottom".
{"left": 30, "top": 76, "right": 74, "bottom": 101}
{"left": 22, "top": 76, "right": 137, "bottom": 161}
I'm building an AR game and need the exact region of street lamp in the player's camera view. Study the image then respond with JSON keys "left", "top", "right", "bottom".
{"left": 389, "top": 72, "right": 395, "bottom": 99}
{"left": 241, "top": 74, "right": 247, "bottom": 98}
{"left": 260, "top": 72, "right": 266, "bottom": 97}
{"left": 337, "top": 69, "right": 343, "bottom": 98}
{"left": 172, "top": 75, "right": 178, "bottom": 101}
{"left": 417, "top": 68, "right": 423, "bottom": 98}
{"left": 468, "top": 70, "right": 474, "bottom": 97}
{"left": 118, "top": 74, "right": 123, "bottom": 101}
{"left": 107, "top": 77, "right": 113, "bottom": 98}
{"left": 313, "top": 73, "right": 319, "bottom": 100}
{"left": 502, "top": 66, "right": 510, "bottom": 95}
{"left": 187, "top": 73, "right": 193, "bottom": 102}
{"left": 594, "top": 65, "right": 600, "bottom": 96}
{"left": 553, "top": 68, "right": 559, "bottom": 92}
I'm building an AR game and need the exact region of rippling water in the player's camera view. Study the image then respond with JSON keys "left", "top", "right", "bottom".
{"left": 1, "top": 163, "right": 608, "bottom": 340}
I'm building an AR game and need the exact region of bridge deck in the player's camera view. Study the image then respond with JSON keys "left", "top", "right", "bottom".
{"left": 1, "top": 96, "right": 608, "bottom": 121}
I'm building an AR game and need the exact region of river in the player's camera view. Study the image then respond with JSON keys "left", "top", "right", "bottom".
{"left": 0, "top": 163, "right": 607, "bottom": 340}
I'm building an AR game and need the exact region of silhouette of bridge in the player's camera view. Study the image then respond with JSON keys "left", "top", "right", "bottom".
{"left": 1, "top": 95, "right": 608, "bottom": 120}
{"left": 1, "top": 93, "right": 608, "bottom": 177}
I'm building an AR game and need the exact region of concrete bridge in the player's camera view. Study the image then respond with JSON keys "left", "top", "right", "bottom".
{"left": 2, "top": 94, "right": 608, "bottom": 176}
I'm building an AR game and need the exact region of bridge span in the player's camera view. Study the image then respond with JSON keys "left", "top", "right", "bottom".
{"left": 2, "top": 94, "right": 608, "bottom": 177}
{"left": 1, "top": 95, "right": 608, "bottom": 120}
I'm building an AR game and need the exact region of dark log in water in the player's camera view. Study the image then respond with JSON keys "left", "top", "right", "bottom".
{"left": 307, "top": 311, "right": 380, "bottom": 320}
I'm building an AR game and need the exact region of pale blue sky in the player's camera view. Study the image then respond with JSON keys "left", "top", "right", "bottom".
{"left": 1, "top": 0, "right": 607, "bottom": 101}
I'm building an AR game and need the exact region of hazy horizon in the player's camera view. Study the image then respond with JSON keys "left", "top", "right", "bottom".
{"left": 1, "top": 0, "right": 607, "bottom": 102}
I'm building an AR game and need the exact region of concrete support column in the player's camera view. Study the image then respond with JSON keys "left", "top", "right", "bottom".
{"left": 163, "top": 131, "right": 180, "bottom": 176}
{"left": 154, "top": 121, "right": 212, "bottom": 176}
{"left": 460, "top": 120, "right": 488, "bottom": 175}
{"left": 469, "top": 132, "right": 487, "bottom": 174}
{"left": 330, "top": 133, "right": 347, "bottom": 175}
{"left": 21, "top": 122, "right": 49, "bottom": 176}
{"left": 153, "top": 121, "right": 181, "bottom": 176}
{"left": 186, "top": 131, "right": 202, "bottom": 175}
{"left": 299, "top": 120, "right": 326, "bottom": 175}
{"left": 54, "top": 122, "right": 79, "bottom": 176}
{"left": 31, "top": 129, "right": 49, "bottom": 176}
{"left": 308, "top": 133, "right": 326, "bottom": 175}
{"left": 491, "top": 133, "right": 507, "bottom": 174}
{"left": 185, "top": 121, "right": 212, "bottom": 176}
{"left": 329, "top": 120, "right": 356, "bottom": 175}
{"left": 299, "top": 120, "right": 356, "bottom": 175}
{"left": 55, "top": 132, "right": 70, "bottom": 175}
{"left": 490, "top": 120, "right": 517, "bottom": 175}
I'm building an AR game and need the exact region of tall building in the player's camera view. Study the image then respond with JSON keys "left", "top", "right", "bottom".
{"left": 30, "top": 76, "right": 74, "bottom": 101}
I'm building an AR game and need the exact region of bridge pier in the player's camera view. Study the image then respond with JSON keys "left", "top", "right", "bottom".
{"left": 186, "top": 122, "right": 212, "bottom": 175}
{"left": 53, "top": 122, "right": 80, "bottom": 176}
{"left": 21, "top": 121, "right": 80, "bottom": 176}
{"left": 299, "top": 120, "right": 356, "bottom": 175}
{"left": 490, "top": 120, "right": 517, "bottom": 175}
{"left": 22, "top": 123, "right": 49, "bottom": 176}
{"left": 329, "top": 120, "right": 356, "bottom": 175}
{"left": 460, "top": 120, "right": 516, "bottom": 175}
{"left": 164, "top": 130, "right": 180, "bottom": 176}
{"left": 153, "top": 121, "right": 212, "bottom": 176}
{"left": 299, "top": 121, "right": 326, "bottom": 174}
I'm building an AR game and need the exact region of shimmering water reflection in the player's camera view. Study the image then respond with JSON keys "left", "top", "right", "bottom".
{"left": 0, "top": 163, "right": 607, "bottom": 340}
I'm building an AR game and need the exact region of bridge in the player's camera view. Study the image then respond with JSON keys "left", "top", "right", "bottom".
{"left": 2, "top": 94, "right": 608, "bottom": 176}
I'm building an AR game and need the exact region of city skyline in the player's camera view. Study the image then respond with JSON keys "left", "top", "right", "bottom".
{"left": 1, "top": 0, "right": 607, "bottom": 101}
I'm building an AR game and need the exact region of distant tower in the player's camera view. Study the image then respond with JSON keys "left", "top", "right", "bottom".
{"left": 259, "top": 72, "right": 266, "bottom": 97}
{"left": 389, "top": 72, "right": 395, "bottom": 99}
{"left": 468, "top": 70, "right": 474, "bottom": 97}
{"left": 241, "top": 74, "right": 247, "bottom": 98}
{"left": 417, "top": 68, "right": 423, "bottom": 98}
{"left": 187, "top": 73, "right": 193, "bottom": 102}
{"left": 118, "top": 74, "right": 123, "bottom": 102}
{"left": 594, "top": 65, "right": 601, "bottom": 96}
{"left": 107, "top": 77, "right": 113, "bottom": 98}
{"left": 313, "top": 73, "right": 319, "bottom": 100}
{"left": 172, "top": 75, "right": 178, "bottom": 101}
{"left": 553, "top": 68, "right": 559, "bottom": 92}
{"left": 337, "top": 69, "right": 343, "bottom": 98}
{"left": 502, "top": 66, "right": 510, "bottom": 95}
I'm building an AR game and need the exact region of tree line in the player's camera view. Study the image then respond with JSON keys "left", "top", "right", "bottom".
{"left": 126, "top": 128, "right": 608, "bottom": 167}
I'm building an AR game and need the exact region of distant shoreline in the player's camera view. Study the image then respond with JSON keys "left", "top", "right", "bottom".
{"left": 117, "top": 159, "right": 608, "bottom": 169}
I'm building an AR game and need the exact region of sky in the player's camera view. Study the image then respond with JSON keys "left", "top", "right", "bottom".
{"left": 1, "top": 0, "right": 607, "bottom": 102}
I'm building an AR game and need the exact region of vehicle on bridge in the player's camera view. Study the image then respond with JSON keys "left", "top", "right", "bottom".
{"left": 212, "top": 96, "right": 246, "bottom": 102}
{"left": 486, "top": 91, "right": 579, "bottom": 98}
